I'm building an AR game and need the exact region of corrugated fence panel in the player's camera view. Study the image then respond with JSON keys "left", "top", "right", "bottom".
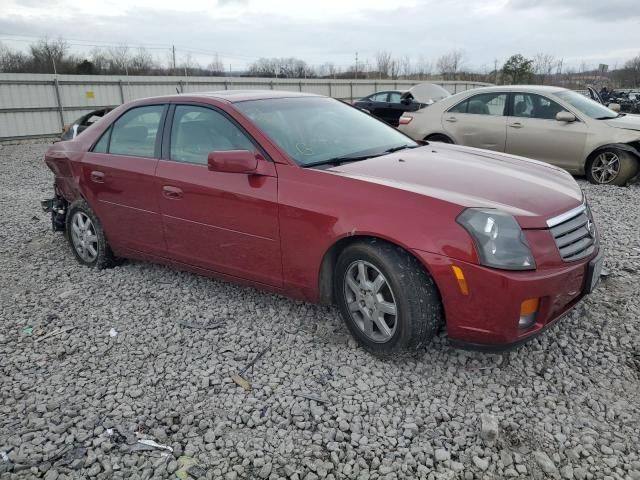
{"left": 0, "top": 73, "right": 492, "bottom": 140}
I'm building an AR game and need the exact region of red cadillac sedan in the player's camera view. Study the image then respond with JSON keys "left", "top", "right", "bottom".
{"left": 43, "top": 91, "right": 603, "bottom": 355}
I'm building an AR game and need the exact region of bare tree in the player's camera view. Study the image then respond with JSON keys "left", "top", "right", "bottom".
{"left": 415, "top": 56, "right": 432, "bottom": 80}
{"left": 107, "top": 45, "right": 131, "bottom": 74}
{"left": 375, "top": 50, "right": 392, "bottom": 78}
{"left": 207, "top": 53, "right": 224, "bottom": 75}
{"left": 622, "top": 54, "right": 640, "bottom": 87}
{"left": 0, "top": 42, "right": 29, "bottom": 73}
{"left": 533, "top": 53, "right": 556, "bottom": 85}
{"left": 29, "top": 38, "right": 68, "bottom": 73}
{"left": 436, "top": 49, "right": 465, "bottom": 80}
{"left": 129, "top": 48, "right": 155, "bottom": 75}
{"left": 400, "top": 55, "right": 412, "bottom": 78}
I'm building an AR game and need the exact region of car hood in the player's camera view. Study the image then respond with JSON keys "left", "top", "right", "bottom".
{"left": 603, "top": 114, "right": 640, "bottom": 131}
{"left": 326, "top": 144, "right": 583, "bottom": 229}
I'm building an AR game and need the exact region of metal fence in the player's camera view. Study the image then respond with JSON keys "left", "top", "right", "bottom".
{"left": 0, "top": 73, "right": 492, "bottom": 141}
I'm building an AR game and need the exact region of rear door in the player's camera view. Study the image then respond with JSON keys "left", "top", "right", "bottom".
{"left": 79, "top": 104, "right": 167, "bottom": 255}
{"left": 155, "top": 103, "right": 282, "bottom": 287}
{"left": 442, "top": 92, "right": 508, "bottom": 151}
{"left": 505, "top": 92, "right": 588, "bottom": 170}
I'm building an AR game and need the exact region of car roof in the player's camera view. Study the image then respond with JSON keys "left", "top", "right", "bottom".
{"left": 460, "top": 85, "right": 568, "bottom": 95}
{"left": 175, "top": 89, "right": 321, "bottom": 103}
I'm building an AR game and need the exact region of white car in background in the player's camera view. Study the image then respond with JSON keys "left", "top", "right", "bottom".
{"left": 398, "top": 85, "right": 640, "bottom": 186}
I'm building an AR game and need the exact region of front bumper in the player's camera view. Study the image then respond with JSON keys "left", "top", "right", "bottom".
{"left": 413, "top": 247, "right": 602, "bottom": 350}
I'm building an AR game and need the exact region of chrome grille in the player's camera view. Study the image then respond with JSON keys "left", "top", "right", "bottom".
{"left": 548, "top": 205, "right": 596, "bottom": 262}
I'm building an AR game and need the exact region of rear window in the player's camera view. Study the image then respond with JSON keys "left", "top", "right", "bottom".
{"left": 93, "top": 105, "right": 164, "bottom": 157}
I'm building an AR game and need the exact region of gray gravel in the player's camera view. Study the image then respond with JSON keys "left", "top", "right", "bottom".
{"left": 1, "top": 142, "right": 639, "bottom": 480}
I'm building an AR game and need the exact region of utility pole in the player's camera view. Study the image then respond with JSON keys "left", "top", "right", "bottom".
{"left": 172, "top": 45, "right": 176, "bottom": 75}
{"left": 355, "top": 52, "right": 358, "bottom": 80}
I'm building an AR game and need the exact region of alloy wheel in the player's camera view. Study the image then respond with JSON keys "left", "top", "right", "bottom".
{"left": 591, "top": 152, "right": 621, "bottom": 184}
{"left": 70, "top": 212, "right": 98, "bottom": 262}
{"left": 343, "top": 260, "right": 398, "bottom": 343}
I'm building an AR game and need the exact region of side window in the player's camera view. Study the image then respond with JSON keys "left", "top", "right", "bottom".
{"left": 108, "top": 105, "right": 164, "bottom": 157}
{"left": 388, "top": 92, "right": 402, "bottom": 103}
{"left": 460, "top": 93, "right": 507, "bottom": 116}
{"left": 93, "top": 127, "right": 110, "bottom": 153}
{"left": 514, "top": 93, "right": 565, "bottom": 120}
{"left": 170, "top": 105, "right": 255, "bottom": 165}
{"left": 449, "top": 99, "right": 469, "bottom": 113}
{"left": 369, "top": 92, "right": 388, "bottom": 102}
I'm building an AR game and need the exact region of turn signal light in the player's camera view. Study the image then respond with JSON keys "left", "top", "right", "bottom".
{"left": 519, "top": 298, "right": 539, "bottom": 329}
{"left": 451, "top": 265, "right": 469, "bottom": 295}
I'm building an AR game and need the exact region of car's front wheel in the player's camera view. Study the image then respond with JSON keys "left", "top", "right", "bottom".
{"left": 586, "top": 149, "right": 638, "bottom": 186}
{"left": 66, "top": 199, "right": 117, "bottom": 269}
{"left": 334, "top": 240, "right": 443, "bottom": 356}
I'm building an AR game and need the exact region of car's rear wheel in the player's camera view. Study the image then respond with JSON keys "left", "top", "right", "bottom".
{"left": 334, "top": 240, "right": 443, "bottom": 356}
{"left": 66, "top": 199, "right": 117, "bottom": 269}
{"left": 586, "top": 149, "right": 638, "bottom": 186}
{"left": 425, "top": 134, "right": 453, "bottom": 144}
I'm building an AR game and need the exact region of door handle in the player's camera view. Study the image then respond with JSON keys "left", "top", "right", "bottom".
{"left": 445, "top": 116, "right": 457, "bottom": 123}
{"left": 162, "top": 185, "right": 183, "bottom": 199}
{"left": 90, "top": 171, "right": 105, "bottom": 183}
{"left": 509, "top": 122, "right": 523, "bottom": 128}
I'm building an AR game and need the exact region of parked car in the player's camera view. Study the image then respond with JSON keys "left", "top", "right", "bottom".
{"left": 353, "top": 83, "right": 450, "bottom": 127}
{"left": 353, "top": 90, "right": 419, "bottom": 126}
{"left": 43, "top": 90, "right": 602, "bottom": 355}
{"left": 60, "top": 108, "right": 113, "bottom": 141}
{"left": 399, "top": 85, "right": 640, "bottom": 186}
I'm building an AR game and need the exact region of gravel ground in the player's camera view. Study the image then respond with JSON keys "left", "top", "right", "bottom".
{"left": 1, "top": 142, "right": 639, "bottom": 480}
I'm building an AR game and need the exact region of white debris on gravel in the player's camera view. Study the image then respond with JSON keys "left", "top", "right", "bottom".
{"left": 1, "top": 142, "right": 639, "bottom": 480}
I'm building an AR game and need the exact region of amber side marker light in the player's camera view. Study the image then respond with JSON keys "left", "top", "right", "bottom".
{"left": 451, "top": 266, "right": 469, "bottom": 295}
{"left": 519, "top": 298, "right": 540, "bottom": 329}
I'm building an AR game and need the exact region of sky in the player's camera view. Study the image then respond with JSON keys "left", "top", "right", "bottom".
{"left": 0, "top": 0, "right": 638, "bottom": 72}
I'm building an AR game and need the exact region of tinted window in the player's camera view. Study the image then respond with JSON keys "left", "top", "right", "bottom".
{"left": 108, "top": 105, "right": 163, "bottom": 157}
{"left": 388, "top": 92, "right": 402, "bottom": 103}
{"left": 170, "top": 105, "right": 254, "bottom": 164}
{"left": 513, "top": 93, "right": 565, "bottom": 120}
{"left": 235, "top": 97, "right": 417, "bottom": 166}
{"left": 369, "top": 92, "right": 388, "bottom": 102}
{"left": 449, "top": 93, "right": 507, "bottom": 116}
{"left": 93, "top": 127, "right": 110, "bottom": 153}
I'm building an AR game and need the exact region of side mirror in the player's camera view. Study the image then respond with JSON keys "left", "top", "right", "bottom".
{"left": 608, "top": 103, "right": 621, "bottom": 113}
{"left": 207, "top": 150, "right": 258, "bottom": 174}
{"left": 556, "top": 111, "right": 577, "bottom": 123}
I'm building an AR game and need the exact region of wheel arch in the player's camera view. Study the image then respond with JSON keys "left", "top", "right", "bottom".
{"left": 317, "top": 234, "right": 444, "bottom": 306}
{"left": 585, "top": 142, "right": 640, "bottom": 168}
{"left": 424, "top": 132, "right": 455, "bottom": 143}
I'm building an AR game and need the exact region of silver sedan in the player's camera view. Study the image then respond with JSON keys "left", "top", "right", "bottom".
{"left": 398, "top": 85, "right": 640, "bottom": 186}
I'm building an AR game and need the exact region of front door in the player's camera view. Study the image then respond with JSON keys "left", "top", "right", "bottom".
{"left": 505, "top": 93, "right": 588, "bottom": 171}
{"left": 156, "top": 104, "right": 282, "bottom": 287}
{"left": 79, "top": 104, "right": 167, "bottom": 255}
{"left": 442, "top": 92, "right": 508, "bottom": 151}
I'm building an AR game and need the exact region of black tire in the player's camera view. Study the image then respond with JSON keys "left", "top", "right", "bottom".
{"left": 425, "top": 134, "right": 453, "bottom": 144}
{"left": 586, "top": 149, "right": 638, "bottom": 186}
{"left": 65, "top": 199, "right": 117, "bottom": 269}
{"left": 334, "top": 239, "right": 443, "bottom": 356}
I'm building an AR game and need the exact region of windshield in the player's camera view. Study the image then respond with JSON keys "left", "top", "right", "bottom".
{"left": 555, "top": 90, "right": 618, "bottom": 120}
{"left": 235, "top": 97, "right": 417, "bottom": 166}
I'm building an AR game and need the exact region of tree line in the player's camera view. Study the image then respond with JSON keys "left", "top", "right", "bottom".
{"left": 1, "top": 39, "right": 639, "bottom": 88}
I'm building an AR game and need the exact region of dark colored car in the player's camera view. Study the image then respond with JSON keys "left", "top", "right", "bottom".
{"left": 353, "top": 90, "right": 423, "bottom": 127}
{"left": 43, "top": 90, "right": 603, "bottom": 356}
{"left": 60, "top": 108, "right": 113, "bottom": 141}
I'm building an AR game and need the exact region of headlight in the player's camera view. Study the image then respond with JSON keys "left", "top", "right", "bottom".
{"left": 457, "top": 208, "right": 536, "bottom": 271}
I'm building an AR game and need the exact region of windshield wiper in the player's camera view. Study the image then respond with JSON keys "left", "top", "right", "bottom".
{"left": 383, "top": 144, "right": 418, "bottom": 154}
{"left": 301, "top": 145, "right": 418, "bottom": 168}
{"left": 301, "top": 155, "right": 380, "bottom": 168}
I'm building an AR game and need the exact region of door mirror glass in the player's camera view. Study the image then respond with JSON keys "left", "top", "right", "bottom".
{"left": 207, "top": 150, "right": 258, "bottom": 174}
{"left": 556, "top": 111, "right": 577, "bottom": 122}
{"left": 608, "top": 103, "right": 621, "bottom": 112}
